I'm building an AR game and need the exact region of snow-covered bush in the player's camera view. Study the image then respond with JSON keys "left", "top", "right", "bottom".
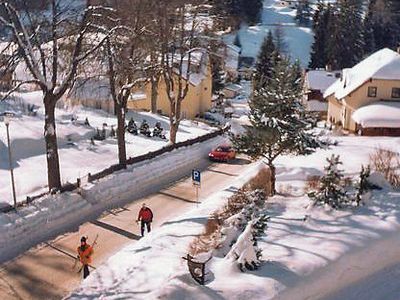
{"left": 226, "top": 214, "right": 269, "bottom": 272}
{"left": 188, "top": 188, "right": 267, "bottom": 258}
{"left": 308, "top": 155, "right": 349, "bottom": 208}
{"left": 369, "top": 148, "right": 400, "bottom": 188}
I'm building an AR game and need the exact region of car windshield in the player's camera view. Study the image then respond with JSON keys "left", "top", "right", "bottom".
{"left": 216, "top": 147, "right": 231, "bottom": 152}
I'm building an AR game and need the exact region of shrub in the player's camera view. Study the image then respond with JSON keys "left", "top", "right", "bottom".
{"left": 304, "top": 175, "right": 321, "bottom": 193}
{"left": 369, "top": 148, "right": 400, "bottom": 188}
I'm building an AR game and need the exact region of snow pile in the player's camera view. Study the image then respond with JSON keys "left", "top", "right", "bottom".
{"left": 324, "top": 48, "right": 400, "bottom": 99}
{"left": 352, "top": 101, "right": 400, "bottom": 128}
{"left": 367, "top": 171, "right": 392, "bottom": 190}
{"left": 0, "top": 135, "right": 225, "bottom": 262}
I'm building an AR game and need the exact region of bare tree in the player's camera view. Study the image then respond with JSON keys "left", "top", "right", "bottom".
{"left": 0, "top": 0, "right": 111, "bottom": 191}
{"left": 157, "top": 2, "right": 202, "bottom": 144}
{"left": 101, "top": 0, "right": 151, "bottom": 167}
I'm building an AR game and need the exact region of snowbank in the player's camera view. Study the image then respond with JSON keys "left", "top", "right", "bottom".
{"left": 0, "top": 135, "right": 226, "bottom": 262}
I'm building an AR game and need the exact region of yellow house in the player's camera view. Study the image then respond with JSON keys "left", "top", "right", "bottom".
{"left": 325, "top": 48, "right": 400, "bottom": 135}
{"left": 127, "top": 50, "right": 212, "bottom": 119}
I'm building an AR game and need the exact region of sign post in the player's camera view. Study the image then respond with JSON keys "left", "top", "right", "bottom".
{"left": 192, "top": 169, "right": 201, "bottom": 203}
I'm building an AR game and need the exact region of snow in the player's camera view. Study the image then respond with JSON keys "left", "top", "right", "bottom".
{"left": 324, "top": 48, "right": 400, "bottom": 99}
{"left": 305, "top": 70, "right": 340, "bottom": 92}
{"left": 306, "top": 100, "right": 328, "bottom": 112}
{"left": 352, "top": 101, "right": 400, "bottom": 128}
{"left": 224, "top": 83, "right": 242, "bottom": 92}
{"left": 0, "top": 91, "right": 215, "bottom": 206}
{"left": 0, "top": 134, "right": 226, "bottom": 262}
{"left": 224, "top": 0, "right": 314, "bottom": 66}
{"left": 128, "top": 92, "right": 147, "bottom": 101}
{"left": 68, "top": 130, "right": 400, "bottom": 300}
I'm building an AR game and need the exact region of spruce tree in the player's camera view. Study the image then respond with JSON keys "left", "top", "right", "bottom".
{"left": 308, "top": 155, "right": 348, "bottom": 208}
{"left": 239, "top": 0, "right": 263, "bottom": 25}
{"left": 364, "top": 0, "right": 400, "bottom": 54}
{"left": 212, "top": 62, "right": 226, "bottom": 94}
{"left": 295, "top": 0, "right": 312, "bottom": 26}
{"left": 355, "top": 165, "right": 372, "bottom": 206}
{"left": 254, "top": 31, "right": 276, "bottom": 89}
{"left": 309, "top": 2, "right": 332, "bottom": 68}
{"left": 232, "top": 57, "right": 322, "bottom": 195}
{"left": 274, "top": 24, "right": 288, "bottom": 54}
{"left": 327, "top": 0, "right": 365, "bottom": 69}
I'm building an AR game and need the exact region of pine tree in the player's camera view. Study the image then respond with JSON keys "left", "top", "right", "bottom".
{"left": 364, "top": 0, "right": 400, "bottom": 54}
{"left": 355, "top": 165, "right": 372, "bottom": 206}
{"left": 212, "top": 62, "right": 226, "bottom": 93}
{"left": 254, "top": 31, "right": 276, "bottom": 89}
{"left": 327, "top": 0, "right": 365, "bottom": 69}
{"left": 239, "top": 0, "right": 263, "bottom": 25}
{"left": 309, "top": 2, "right": 332, "bottom": 68}
{"left": 309, "top": 154, "right": 349, "bottom": 208}
{"left": 232, "top": 57, "right": 322, "bottom": 195}
{"left": 273, "top": 24, "right": 288, "bottom": 54}
{"left": 295, "top": 0, "right": 312, "bottom": 26}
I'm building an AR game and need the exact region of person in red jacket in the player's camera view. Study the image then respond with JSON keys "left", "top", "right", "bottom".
{"left": 137, "top": 203, "right": 153, "bottom": 237}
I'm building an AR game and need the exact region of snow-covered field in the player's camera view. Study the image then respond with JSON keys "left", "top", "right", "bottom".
{"left": 68, "top": 131, "right": 400, "bottom": 299}
{"left": 0, "top": 91, "right": 214, "bottom": 206}
{"left": 225, "top": 0, "right": 314, "bottom": 66}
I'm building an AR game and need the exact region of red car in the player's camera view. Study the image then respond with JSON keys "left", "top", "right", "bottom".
{"left": 208, "top": 145, "right": 236, "bottom": 162}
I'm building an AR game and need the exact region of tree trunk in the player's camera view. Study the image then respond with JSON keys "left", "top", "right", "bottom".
{"left": 169, "top": 122, "right": 179, "bottom": 144}
{"left": 44, "top": 93, "right": 62, "bottom": 191}
{"left": 116, "top": 103, "right": 127, "bottom": 167}
{"left": 150, "top": 77, "right": 158, "bottom": 114}
{"left": 268, "top": 163, "right": 276, "bottom": 196}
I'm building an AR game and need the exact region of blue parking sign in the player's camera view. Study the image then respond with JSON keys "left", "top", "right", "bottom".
{"left": 192, "top": 169, "right": 201, "bottom": 185}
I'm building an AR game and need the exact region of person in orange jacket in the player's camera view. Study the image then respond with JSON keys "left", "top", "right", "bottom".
{"left": 137, "top": 203, "right": 153, "bottom": 237}
{"left": 77, "top": 236, "right": 94, "bottom": 279}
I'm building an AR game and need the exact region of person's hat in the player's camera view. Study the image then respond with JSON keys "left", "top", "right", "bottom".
{"left": 81, "top": 236, "right": 87, "bottom": 243}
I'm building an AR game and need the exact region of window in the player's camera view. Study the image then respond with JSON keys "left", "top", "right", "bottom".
{"left": 368, "top": 86, "right": 377, "bottom": 97}
{"left": 392, "top": 88, "right": 400, "bottom": 98}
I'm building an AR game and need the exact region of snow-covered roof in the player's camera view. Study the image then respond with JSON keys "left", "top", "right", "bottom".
{"left": 174, "top": 49, "right": 209, "bottom": 86}
{"left": 352, "top": 101, "right": 400, "bottom": 128}
{"left": 305, "top": 70, "right": 340, "bottom": 92}
{"left": 324, "top": 48, "right": 400, "bottom": 99}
